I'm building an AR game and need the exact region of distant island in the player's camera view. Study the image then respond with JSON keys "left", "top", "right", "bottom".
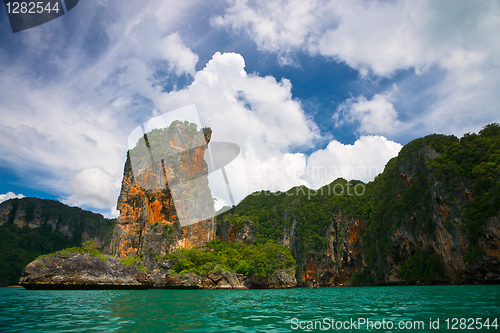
{"left": 1, "top": 122, "right": 499, "bottom": 289}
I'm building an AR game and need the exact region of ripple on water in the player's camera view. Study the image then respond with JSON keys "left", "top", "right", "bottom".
{"left": 0, "top": 285, "right": 499, "bottom": 332}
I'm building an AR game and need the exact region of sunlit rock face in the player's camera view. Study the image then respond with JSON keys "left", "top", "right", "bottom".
{"left": 110, "top": 122, "right": 216, "bottom": 267}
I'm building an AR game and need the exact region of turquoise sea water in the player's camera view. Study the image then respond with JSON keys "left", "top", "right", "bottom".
{"left": 1, "top": 285, "right": 499, "bottom": 332}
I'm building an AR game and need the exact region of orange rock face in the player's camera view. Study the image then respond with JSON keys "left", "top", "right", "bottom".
{"left": 110, "top": 123, "right": 216, "bottom": 265}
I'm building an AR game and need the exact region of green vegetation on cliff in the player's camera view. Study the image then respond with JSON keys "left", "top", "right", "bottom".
{"left": 129, "top": 120, "right": 203, "bottom": 168}
{"left": 0, "top": 220, "right": 69, "bottom": 286}
{"left": 398, "top": 250, "right": 445, "bottom": 282}
{"left": 161, "top": 239, "right": 296, "bottom": 277}
{"left": 219, "top": 123, "right": 500, "bottom": 283}
{"left": 0, "top": 198, "right": 116, "bottom": 286}
{"left": 5, "top": 124, "right": 499, "bottom": 286}
{"left": 36, "top": 240, "right": 108, "bottom": 261}
{"left": 221, "top": 178, "right": 368, "bottom": 252}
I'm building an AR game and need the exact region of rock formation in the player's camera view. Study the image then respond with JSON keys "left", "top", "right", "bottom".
{"left": 217, "top": 126, "right": 500, "bottom": 286}
{"left": 19, "top": 251, "right": 296, "bottom": 290}
{"left": 110, "top": 121, "right": 217, "bottom": 268}
{"left": 18, "top": 124, "right": 499, "bottom": 289}
{"left": 19, "top": 252, "right": 153, "bottom": 290}
{"left": 18, "top": 122, "right": 296, "bottom": 289}
{"left": 0, "top": 198, "right": 115, "bottom": 249}
{"left": 217, "top": 216, "right": 256, "bottom": 246}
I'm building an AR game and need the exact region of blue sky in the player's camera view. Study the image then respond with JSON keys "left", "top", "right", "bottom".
{"left": 0, "top": 0, "right": 499, "bottom": 216}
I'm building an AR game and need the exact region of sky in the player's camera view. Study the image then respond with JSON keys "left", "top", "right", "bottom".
{"left": 0, "top": 0, "right": 499, "bottom": 217}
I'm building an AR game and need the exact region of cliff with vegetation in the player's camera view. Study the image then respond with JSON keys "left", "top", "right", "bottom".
{"left": 17, "top": 122, "right": 296, "bottom": 289}
{"left": 218, "top": 123, "right": 500, "bottom": 286}
{"left": 15, "top": 123, "right": 499, "bottom": 289}
{"left": 19, "top": 238, "right": 296, "bottom": 290}
{"left": 0, "top": 198, "right": 116, "bottom": 286}
{"left": 110, "top": 121, "right": 217, "bottom": 265}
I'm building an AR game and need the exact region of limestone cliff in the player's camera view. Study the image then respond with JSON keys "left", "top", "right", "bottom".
{"left": 0, "top": 197, "right": 116, "bottom": 286}
{"left": 0, "top": 198, "right": 115, "bottom": 250}
{"left": 110, "top": 121, "right": 216, "bottom": 270}
{"left": 19, "top": 249, "right": 296, "bottom": 290}
{"left": 217, "top": 215, "right": 256, "bottom": 246}
{"left": 18, "top": 122, "right": 297, "bottom": 290}
{"left": 217, "top": 124, "right": 500, "bottom": 286}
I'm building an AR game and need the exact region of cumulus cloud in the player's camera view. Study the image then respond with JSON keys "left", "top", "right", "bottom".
{"left": 0, "top": 0, "right": 214, "bottom": 217}
{"left": 155, "top": 52, "right": 320, "bottom": 151}
{"left": 133, "top": 52, "right": 401, "bottom": 205}
{"left": 161, "top": 33, "right": 199, "bottom": 76}
{"left": 215, "top": 0, "right": 500, "bottom": 136}
{"left": 0, "top": 192, "right": 25, "bottom": 204}
{"left": 305, "top": 136, "right": 403, "bottom": 188}
{"left": 334, "top": 88, "right": 403, "bottom": 135}
{"left": 0, "top": 0, "right": 408, "bottom": 216}
{"left": 145, "top": 52, "right": 320, "bottom": 206}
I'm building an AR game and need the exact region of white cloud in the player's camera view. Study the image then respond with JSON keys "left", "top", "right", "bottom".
{"left": 305, "top": 136, "right": 403, "bottom": 188}
{"left": 0, "top": 74, "right": 128, "bottom": 215}
{"left": 161, "top": 33, "right": 199, "bottom": 76}
{"left": 0, "top": 192, "right": 25, "bottom": 204}
{"left": 128, "top": 16, "right": 199, "bottom": 76}
{"left": 148, "top": 52, "right": 320, "bottom": 200}
{"left": 215, "top": 0, "right": 500, "bottom": 137}
{"left": 0, "top": 0, "right": 409, "bottom": 217}
{"left": 0, "top": 1, "right": 208, "bottom": 217}
{"left": 213, "top": 0, "right": 324, "bottom": 55}
{"left": 154, "top": 52, "right": 320, "bottom": 152}
{"left": 62, "top": 166, "right": 121, "bottom": 211}
{"left": 215, "top": 0, "right": 500, "bottom": 76}
{"left": 334, "top": 88, "right": 403, "bottom": 135}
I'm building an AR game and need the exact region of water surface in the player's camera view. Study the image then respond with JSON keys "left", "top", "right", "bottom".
{"left": 1, "top": 285, "right": 499, "bottom": 332}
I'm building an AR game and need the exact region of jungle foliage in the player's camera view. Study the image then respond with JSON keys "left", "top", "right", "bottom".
{"left": 161, "top": 238, "right": 296, "bottom": 278}
{"left": 2, "top": 124, "right": 498, "bottom": 285}
{"left": 0, "top": 198, "right": 116, "bottom": 286}
{"left": 220, "top": 123, "right": 500, "bottom": 282}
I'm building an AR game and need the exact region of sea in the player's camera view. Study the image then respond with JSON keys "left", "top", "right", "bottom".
{"left": 1, "top": 285, "right": 499, "bottom": 332}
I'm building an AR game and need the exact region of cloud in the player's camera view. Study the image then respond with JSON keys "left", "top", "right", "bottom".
{"left": 146, "top": 52, "right": 321, "bottom": 206}
{"left": 213, "top": 0, "right": 323, "bottom": 57}
{"left": 154, "top": 52, "right": 320, "bottom": 151}
{"left": 136, "top": 52, "right": 401, "bottom": 204}
{"left": 334, "top": 87, "right": 403, "bottom": 135}
{"left": 128, "top": 16, "right": 199, "bottom": 76}
{"left": 62, "top": 166, "right": 121, "bottom": 211}
{"left": 0, "top": 74, "right": 128, "bottom": 214}
{"left": 215, "top": 0, "right": 500, "bottom": 137}
{"left": 0, "top": 192, "right": 25, "bottom": 204}
{"left": 215, "top": 0, "right": 500, "bottom": 76}
{"left": 0, "top": 0, "right": 408, "bottom": 216}
{"left": 161, "top": 33, "right": 199, "bottom": 76}
{"left": 305, "top": 136, "right": 403, "bottom": 188}
{"left": 0, "top": 1, "right": 209, "bottom": 217}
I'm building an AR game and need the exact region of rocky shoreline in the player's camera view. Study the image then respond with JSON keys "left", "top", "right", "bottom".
{"left": 19, "top": 251, "right": 498, "bottom": 290}
{"left": 19, "top": 252, "right": 297, "bottom": 290}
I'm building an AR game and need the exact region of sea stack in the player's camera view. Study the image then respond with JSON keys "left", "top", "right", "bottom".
{"left": 110, "top": 121, "right": 217, "bottom": 269}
